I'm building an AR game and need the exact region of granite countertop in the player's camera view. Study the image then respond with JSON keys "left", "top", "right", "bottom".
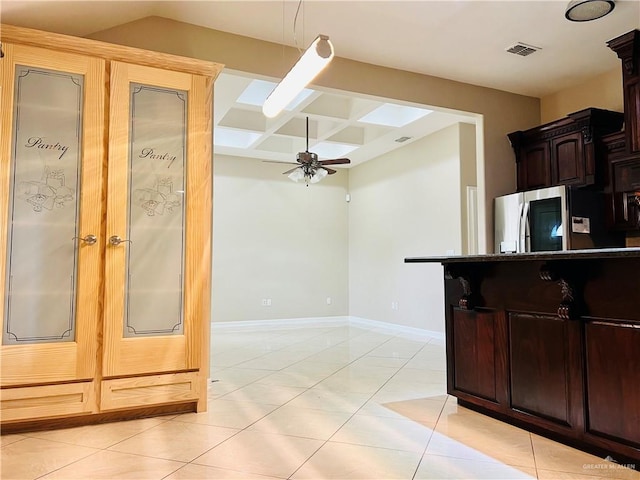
{"left": 405, "top": 247, "right": 640, "bottom": 264}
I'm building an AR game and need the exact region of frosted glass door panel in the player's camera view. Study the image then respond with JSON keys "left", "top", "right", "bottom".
{"left": 125, "top": 84, "right": 186, "bottom": 337}
{"left": 3, "top": 66, "right": 83, "bottom": 344}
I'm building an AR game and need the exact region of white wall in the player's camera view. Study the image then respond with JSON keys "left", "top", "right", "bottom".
{"left": 348, "top": 124, "right": 472, "bottom": 332}
{"left": 212, "top": 154, "right": 349, "bottom": 322}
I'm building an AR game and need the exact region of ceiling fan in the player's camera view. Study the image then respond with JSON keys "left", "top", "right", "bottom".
{"left": 266, "top": 117, "right": 350, "bottom": 185}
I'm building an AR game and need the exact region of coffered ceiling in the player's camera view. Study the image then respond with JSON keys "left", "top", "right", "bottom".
{"left": 214, "top": 72, "right": 474, "bottom": 166}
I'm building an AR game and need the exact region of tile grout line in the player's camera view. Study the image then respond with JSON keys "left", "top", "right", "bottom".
{"left": 286, "top": 335, "right": 435, "bottom": 479}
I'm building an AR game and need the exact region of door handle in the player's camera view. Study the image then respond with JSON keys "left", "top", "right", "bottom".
{"left": 108, "top": 235, "right": 132, "bottom": 246}
{"left": 73, "top": 234, "right": 97, "bottom": 245}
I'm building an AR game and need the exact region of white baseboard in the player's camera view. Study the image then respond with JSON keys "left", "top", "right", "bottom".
{"left": 211, "top": 315, "right": 445, "bottom": 343}
{"left": 348, "top": 316, "right": 444, "bottom": 343}
{"left": 211, "top": 316, "right": 350, "bottom": 331}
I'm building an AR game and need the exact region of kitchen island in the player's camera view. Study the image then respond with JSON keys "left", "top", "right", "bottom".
{"left": 406, "top": 249, "right": 640, "bottom": 464}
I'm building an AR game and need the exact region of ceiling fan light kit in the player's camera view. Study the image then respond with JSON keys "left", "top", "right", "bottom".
{"left": 287, "top": 168, "right": 306, "bottom": 183}
{"left": 265, "top": 117, "right": 350, "bottom": 186}
{"left": 287, "top": 165, "right": 327, "bottom": 185}
{"left": 262, "top": 34, "right": 334, "bottom": 118}
{"left": 564, "top": 0, "right": 615, "bottom": 21}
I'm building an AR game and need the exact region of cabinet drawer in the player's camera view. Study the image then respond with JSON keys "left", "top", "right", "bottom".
{"left": 101, "top": 372, "right": 200, "bottom": 411}
{"left": 0, "top": 382, "right": 96, "bottom": 422}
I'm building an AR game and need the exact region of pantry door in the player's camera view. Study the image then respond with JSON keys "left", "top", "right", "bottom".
{"left": 102, "top": 61, "right": 211, "bottom": 377}
{"left": 0, "top": 44, "right": 105, "bottom": 386}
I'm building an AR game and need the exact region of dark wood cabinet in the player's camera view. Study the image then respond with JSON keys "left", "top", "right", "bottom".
{"left": 608, "top": 30, "right": 640, "bottom": 156}
{"left": 551, "top": 131, "right": 584, "bottom": 186}
{"left": 433, "top": 254, "right": 640, "bottom": 464}
{"left": 610, "top": 158, "right": 640, "bottom": 230}
{"left": 517, "top": 141, "right": 550, "bottom": 190}
{"left": 605, "top": 30, "right": 640, "bottom": 232}
{"left": 603, "top": 131, "right": 640, "bottom": 230}
{"left": 584, "top": 319, "right": 640, "bottom": 449}
{"left": 508, "top": 312, "right": 582, "bottom": 428}
{"left": 508, "top": 108, "right": 623, "bottom": 192}
{"left": 450, "top": 308, "right": 503, "bottom": 404}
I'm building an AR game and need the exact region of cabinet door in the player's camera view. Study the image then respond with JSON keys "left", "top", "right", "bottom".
{"left": 103, "top": 62, "right": 211, "bottom": 378}
{"left": 610, "top": 159, "right": 640, "bottom": 230}
{"left": 449, "top": 308, "right": 506, "bottom": 404}
{"left": 585, "top": 320, "right": 640, "bottom": 447}
{"left": 550, "top": 132, "right": 584, "bottom": 186}
{"left": 518, "top": 141, "right": 550, "bottom": 191}
{"left": 0, "top": 44, "right": 105, "bottom": 386}
{"left": 509, "top": 313, "right": 583, "bottom": 430}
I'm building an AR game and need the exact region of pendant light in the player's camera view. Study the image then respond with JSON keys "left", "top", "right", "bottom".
{"left": 262, "top": 34, "right": 334, "bottom": 118}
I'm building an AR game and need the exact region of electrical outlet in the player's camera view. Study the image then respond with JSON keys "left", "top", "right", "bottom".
{"left": 266, "top": 298, "right": 272, "bottom": 306}
{"left": 261, "top": 298, "right": 272, "bottom": 307}
{"left": 391, "top": 301, "right": 399, "bottom": 311}
{"left": 326, "top": 297, "right": 332, "bottom": 305}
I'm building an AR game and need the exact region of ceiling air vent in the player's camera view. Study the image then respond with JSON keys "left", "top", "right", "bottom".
{"left": 506, "top": 42, "right": 541, "bottom": 57}
{"left": 395, "top": 136, "right": 412, "bottom": 143}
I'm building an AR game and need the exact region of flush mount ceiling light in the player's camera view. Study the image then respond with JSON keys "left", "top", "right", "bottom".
{"left": 262, "top": 34, "right": 334, "bottom": 118}
{"left": 565, "top": 0, "right": 615, "bottom": 21}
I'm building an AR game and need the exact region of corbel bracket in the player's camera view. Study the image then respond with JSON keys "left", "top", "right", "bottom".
{"left": 444, "top": 264, "right": 484, "bottom": 310}
{"left": 539, "top": 261, "right": 585, "bottom": 320}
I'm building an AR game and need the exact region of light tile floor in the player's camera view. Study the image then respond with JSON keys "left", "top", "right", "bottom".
{"left": 2, "top": 323, "right": 639, "bottom": 480}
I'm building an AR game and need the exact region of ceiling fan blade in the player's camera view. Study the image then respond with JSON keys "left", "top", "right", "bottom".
{"left": 263, "top": 160, "right": 300, "bottom": 165}
{"left": 282, "top": 166, "right": 302, "bottom": 175}
{"left": 319, "top": 158, "right": 351, "bottom": 166}
{"left": 322, "top": 167, "right": 337, "bottom": 175}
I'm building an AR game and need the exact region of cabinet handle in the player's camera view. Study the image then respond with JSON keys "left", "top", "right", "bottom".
{"left": 73, "top": 234, "right": 97, "bottom": 245}
{"left": 109, "top": 235, "right": 132, "bottom": 246}
{"left": 632, "top": 194, "right": 640, "bottom": 229}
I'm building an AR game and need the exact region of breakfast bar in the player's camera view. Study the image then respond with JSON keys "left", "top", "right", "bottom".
{"left": 406, "top": 249, "right": 640, "bottom": 464}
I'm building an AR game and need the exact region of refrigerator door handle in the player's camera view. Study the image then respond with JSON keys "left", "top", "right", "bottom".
{"left": 519, "top": 201, "right": 529, "bottom": 253}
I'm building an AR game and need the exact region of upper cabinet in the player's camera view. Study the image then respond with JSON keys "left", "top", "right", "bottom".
{"left": 1, "top": 25, "right": 222, "bottom": 427}
{"left": 605, "top": 30, "right": 640, "bottom": 232}
{"left": 608, "top": 30, "right": 640, "bottom": 156}
{"left": 508, "top": 108, "right": 624, "bottom": 192}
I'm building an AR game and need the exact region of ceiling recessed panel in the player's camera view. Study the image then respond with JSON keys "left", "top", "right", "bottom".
{"left": 313, "top": 142, "right": 358, "bottom": 159}
{"left": 237, "top": 79, "right": 314, "bottom": 111}
{"left": 303, "top": 94, "right": 353, "bottom": 119}
{"left": 219, "top": 108, "right": 267, "bottom": 132}
{"left": 255, "top": 135, "right": 300, "bottom": 154}
{"left": 358, "top": 103, "right": 433, "bottom": 127}
{"left": 214, "top": 127, "right": 262, "bottom": 149}
{"left": 328, "top": 126, "right": 365, "bottom": 145}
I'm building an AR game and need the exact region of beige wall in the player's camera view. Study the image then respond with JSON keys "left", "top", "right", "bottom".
{"left": 89, "top": 16, "right": 541, "bottom": 253}
{"left": 349, "top": 125, "right": 466, "bottom": 332}
{"left": 212, "top": 155, "right": 349, "bottom": 322}
{"left": 540, "top": 68, "right": 623, "bottom": 123}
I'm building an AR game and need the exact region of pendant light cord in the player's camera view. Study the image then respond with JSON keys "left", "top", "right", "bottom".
{"left": 293, "top": 0, "right": 303, "bottom": 53}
